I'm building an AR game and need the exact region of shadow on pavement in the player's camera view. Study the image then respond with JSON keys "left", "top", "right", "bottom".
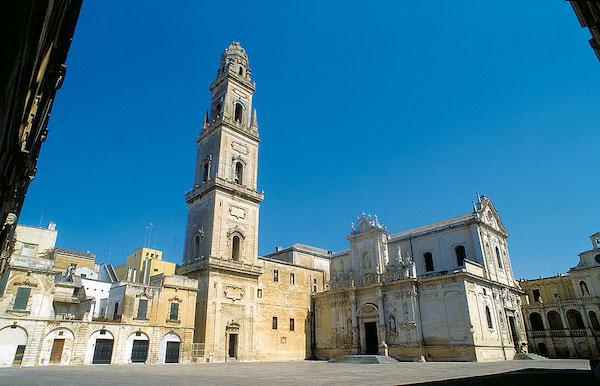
{"left": 411, "top": 368, "right": 596, "bottom": 386}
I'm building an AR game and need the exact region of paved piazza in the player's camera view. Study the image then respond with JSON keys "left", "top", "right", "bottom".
{"left": 0, "top": 359, "right": 594, "bottom": 385}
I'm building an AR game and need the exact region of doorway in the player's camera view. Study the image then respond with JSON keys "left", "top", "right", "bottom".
{"left": 92, "top": 339, "right": 114, "bottom": 364}
{"left": 538, "top": 342, "right": 548, "bottom": 357}
{"left": 49, "top": 339, "right": 65, "bottom": 363}
{"left": 508, "top": 316, "right": 519, "bottom": 349}
{"left": 131, "top": 340, "right": 149, "bottom": 363}
{"left": 228, "top": 334, "right": 238, "bottom": 358}
{"left": 13, "top": 345, "right": 26, "bottom": 365}
{"left": 364, "top": 322, "right": 378, "bottom": 354}
{"left": 165, "top": 341, "right": 180, "bottom": 363}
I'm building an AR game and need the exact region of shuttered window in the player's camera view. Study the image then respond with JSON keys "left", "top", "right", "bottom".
{"left": 137, "top": 299, "right": 148, "bottom": 319}
{"left": 13, "top": 287, "right": 31, "bottom": 310}
{"left": 169, "top": 302, "right": 179, "bottom": 320}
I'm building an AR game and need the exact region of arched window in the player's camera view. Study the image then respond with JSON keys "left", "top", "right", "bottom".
{"left": 214, "top": 102, "right": 222, "bottom": 118}
{"left": 455, "top": 245, "right": 466, "bottom": 266}
{"left": 529, "top": 312, "right": 544, "bottom": 331}
{"left": 238, "top": 67, "right": 243, "bottom": 75}
{"left": 234, "top": 103, "right": 243, "bottom": 122}
{"left": 423, "top": 252, "right": 434, "bottom": 272}
{"left": 589, "top": 311, "right": 600, "bottom": 331}
{"left": 485, "top": 306, "right": 493, "bottom": 329}
{"left": 580, "top": 281, "right": 590, "bottom": 296}
{"left": 194, "top": 235, "right": 200, "bottom": 258}
{"left": 234, "top": 162, "right": 243, "bottom": 185}
{"left": 202, "top": 162, "right": 209, "bottom": 183}
{"left": 495, "top": 246, "right": 503, "bottom": 269}
{"left": 232, "top": 236, "right": 241, "bottom": 261}
{"left": 566, "top": 309, "right": 585, "bottom": 329}
{"left": 547, "top": 310, "right": 564, "bottom": 330}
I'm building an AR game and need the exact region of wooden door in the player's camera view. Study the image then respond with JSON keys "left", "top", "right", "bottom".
{"left": 49, "top": 339, "right": 65, "bottom": 363}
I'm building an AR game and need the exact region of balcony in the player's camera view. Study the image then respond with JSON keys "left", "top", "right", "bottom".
{"left": 329, "top": 266, "right": 416, "bottom": 291}
{"left": 524, "top": 297, "right": 600, "bottom": 310}
{"left": 178, "top": 256, "right": 263, "bottom": 277}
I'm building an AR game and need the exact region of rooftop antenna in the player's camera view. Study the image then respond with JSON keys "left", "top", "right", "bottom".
{"left": 148, "top": 223, "right": 154, "bottom": 248}
{"left": 38, "top": 209, "right": 45, "bottom": 227}
{"left": 107, "top": 245, "right": 112, "bottom": 264}
{"left": 153, "top": 226, "right": 158, "bottom": 248}
{"left": 144, "top": 226, "right": 149, "bottom": 247}
{"left": 476, "top": 192, "right": 481, "bottom": 203}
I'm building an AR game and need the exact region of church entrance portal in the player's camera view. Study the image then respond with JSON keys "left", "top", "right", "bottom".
{"left": 228, "top": 334, "right": 238, "bottom": 359}
{"left": 364, "top": 322, "right": 378, "bottom": 354}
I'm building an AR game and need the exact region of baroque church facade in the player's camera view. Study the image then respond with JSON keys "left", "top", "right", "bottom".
{"left": 176, "top": 42, "right": 528, "bottom": 362}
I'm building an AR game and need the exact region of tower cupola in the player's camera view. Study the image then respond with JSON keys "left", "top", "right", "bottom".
{"left": 216, "top": 42, "right": 252, "bottom": 83}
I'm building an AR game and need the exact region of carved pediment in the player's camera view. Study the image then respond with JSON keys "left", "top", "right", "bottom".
{"left": 14, "top": 279, "right": 37, "bottom": 287}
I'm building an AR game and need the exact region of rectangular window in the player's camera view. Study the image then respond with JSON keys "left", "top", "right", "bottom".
{"left": 20, "top": 243, "right": 36, "bottom": 257}
{"left": 290, "top": 273, "right": 295, "bottom": 285}
{"left": 137, "top": 299, "right": 148, "bottom": 319}
{"left": 257, "top": 289, "right": 262, "bottom": 298}
{"left": 532, "top": 289, "right": 541, "bottom": 302}
{"left": 13, "top": 287, "right": 31, "bottom": 310}
{"left": 272, "top": 316, "right": 278, "bottom": 330}
{"left": 170, "top": 302, "right": 179, "bottom": 320}
{"left": 313, "top": 278, "right": 317, "bottom": 292}
{"left": 273, "top": 270, "right": 279, "bottom": 282}
{"left": 290, "top": 318, "right": 295, "bottom": 332}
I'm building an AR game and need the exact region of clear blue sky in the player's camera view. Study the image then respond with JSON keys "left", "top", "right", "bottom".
{"left": 18, "top": 1, "right": 599, "bottom": 279}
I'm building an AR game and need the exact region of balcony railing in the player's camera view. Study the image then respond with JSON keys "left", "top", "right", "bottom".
{"left": 571, "top": 329, "right": 588, "bottom": 337}
{"left": 524, "top": 297, "right": 600, "bottom": 310}
{"left": 550, "top": 330, "right": 567, "bottom": 337}
{"left": 532, "top": 331, "right": 546, "bottom": 337}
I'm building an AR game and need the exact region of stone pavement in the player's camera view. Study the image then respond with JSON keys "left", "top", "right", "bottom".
{"left": 0, "top": 359, "right": 594, "bottom": 385}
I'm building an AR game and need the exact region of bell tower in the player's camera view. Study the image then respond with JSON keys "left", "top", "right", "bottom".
{"left": 182, "top": 42, "right": 263, "bottom": 265}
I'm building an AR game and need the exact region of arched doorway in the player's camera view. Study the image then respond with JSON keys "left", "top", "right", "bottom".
{"left": 86, "top": 329, "right": 114, "bottom": 365}
{"left": 357, "top": 303, "right": 379, "bottom": 355}
{"left": 40, "top": 328, "right": 75, "bottom": 365}
{"left": 160, "top": 332, "right": 181, "bottom": 363}
{"left": 125, "top": 331, "right": 150, "bottom": 363}
{"left": 0, "top": 326, "right": 28, "bottom": 366}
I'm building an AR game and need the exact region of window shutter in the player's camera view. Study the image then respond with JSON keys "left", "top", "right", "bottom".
{"left": 137, "top": 299, "right": 148, "bottom": 319}
{"left": 13, "top": 287, "right": 31, "bottom": 310}
{"left": 170, "top": 303, "right": 179, "bottom": 320}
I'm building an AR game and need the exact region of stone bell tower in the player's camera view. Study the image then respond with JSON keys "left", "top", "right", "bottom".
{"left": 182, "top": 42, "right": 263, "bottom": 265}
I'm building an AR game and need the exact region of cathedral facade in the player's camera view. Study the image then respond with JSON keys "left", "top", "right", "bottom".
{"left": 177, "top": 42, "right": 528, "bottom": 362}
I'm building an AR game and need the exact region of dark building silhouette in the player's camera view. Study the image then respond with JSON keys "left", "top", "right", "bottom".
{"left": 0, "top": 1, "right": 83, "bottom": 270}
{"left": 569, "top": 1, "right": 600, "bottom": 61}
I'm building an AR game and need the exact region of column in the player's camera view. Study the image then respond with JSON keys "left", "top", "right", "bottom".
{"left": 377, "top": 288, "right": 386, "bottom": 350}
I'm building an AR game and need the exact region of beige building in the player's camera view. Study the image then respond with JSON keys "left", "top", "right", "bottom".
{"left": 5, "top": 224, "right": 58, "bottom": 267}
{"left": 519, "top": 233, "right": 600, "bottom": 358}
{"left": 314, "top": 195, "right": 528, "bottom": 362}
{"left": 177, "top": 42, "right": 527, "bottom": 363}
{"left": 53, "top": 247, "right": 96, "bottom": 273}
{"left": 0, "top": 252, "right": 198, "bottom": 367}
{"left": 114, "top": 247, "right": 175, "bottom": 284}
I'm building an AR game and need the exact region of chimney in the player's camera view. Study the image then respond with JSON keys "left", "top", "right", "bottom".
{"left": 48, "top": 222, "right": 56, "bottom": 230}
{"left": 275, "top": 246, "right": 283, "bottom": 252}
